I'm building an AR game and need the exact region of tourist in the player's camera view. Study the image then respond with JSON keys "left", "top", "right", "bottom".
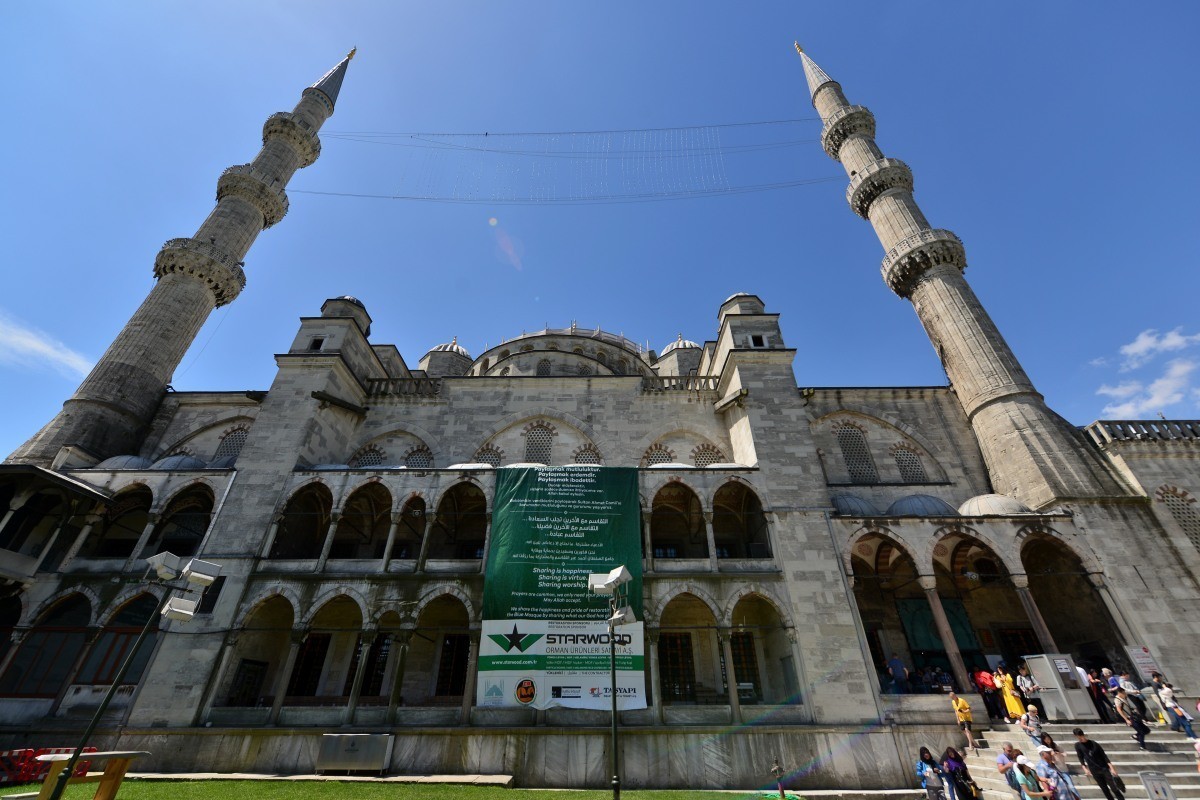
{"left": 889, "top": 653, "right": 911, "bottom": 694}
{"left": 1017, "top": 664, "right": 1045, "bottom": 716}
{"left": 950, "top": 692, "right": 976, "bottom": 754}
{"left": 1038, "top": 732, "right": 1068, "bottom": 772}
{"left": 1014, "top": 754, "right": 1050, "bottom": 800}
{"left": 996, "top": 742, "right": 1022, "bottom": 799}
{"left": 996, "top": 664, "right": 1025, "bottom": 724}
{"left": 1113, "top": 687, "right": 1149, "bottom": 750}
{"left": 1158, "top": 682, "right": 1197, "bottom": 739}
{"left": 1117, "top": 671, "right": 1149, "bottom": 719}
{"left": 1087, "top": 669, "right": 1116, "bottom": 723}
{"left": 1020, "top": 704, "right": 1045, "bottom": 748}
{"left": 942, "top": 746, "right": 974, "bottom": 800}
{"left": 917, "top": 746, "right": 946, "bottom": 800}
{"left": 975, "top": 667, "right": 1001, "bottom": 720}
{"left": 1073, "top": 728, "right": 1124, "bottom": 800}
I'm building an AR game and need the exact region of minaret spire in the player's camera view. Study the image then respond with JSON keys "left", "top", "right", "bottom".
{"left": 798, "top": 46, "right": 1124, "bottom": 508}
{"left": 7, "top": 52, "right": 355, "bottom": 466}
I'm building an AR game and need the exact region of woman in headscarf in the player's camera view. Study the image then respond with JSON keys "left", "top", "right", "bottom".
{"left": 941, "top": 746, "right": 973, "bottom": 800}
{"left": 917, "top": 746, "right": 946, "bottom": 800}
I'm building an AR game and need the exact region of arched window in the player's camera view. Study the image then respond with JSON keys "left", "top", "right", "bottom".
{"left": 270, "top": 484, "right": 332, "bottom": 559}
{"left": 835, "top": 424, "right": 878, "bottom": 484}
{"left": 650, "top": 484, "right": 706, "bottom": 559}
{"left": 428, "top": 484, "right": 487, "bottom": 559}
{"left": 577, "top": 364, "right": 592, "bottom": 376}
{"left": 330, "top": 483, "right": 392, "bottom": 559}
{"left": 141, "top": 486, "right": 213, "bottom": 558}
{"left": 1160, "top": 487, "right": 1200, "bottom": 552}
{"left": 80, "top": 487, "right": 153, "bottom": 559}
{"left": 499, "top": 367, "right": 510, "bottom": 377}
{"left": 474, "top": 446, "right": 502, "bottom": 468}
{"left": 76, "top": 594, "right": 159, "bottom": 686}
{"left": 213, "top": 428, "right": 249, "bottom": 461}
{"left": 691, "top": 444, "right": 726, "bottom": 467}
{"left": 892, "top": 447, "right": 928, "bottom": 483}
{"left": 614, "top": 360, "right": 626, "bottom": 375}
{"left": 642, "top": 444, "right": 674, "bottom": 466}
{"left": 0, "top": 594, "right": 91, "bottom": 697}
{"left": 405, "top": 447, "right": 433, "bottom": 469}
{"left": 524, "top": 426, "right": 554, "bottom": 464}
{"left": 480, "top": 358, "right": 490, "bottom": 372}
{"left": 0, "top": 491, "right": 68, "bottom": 558}
{"left": 349, "top": 446, "right": 386, "bottom": 469}
{"left": 596, "top": 352, "right": 608, "bottom": 366}
{"left": 713, "top": 482, "right": 770, "bottom": 558}
{"left": 573, "top": 445, "right": 602, "bottom": 465}
{"left": 536, "top": 359, "right": 552, "bottom": 377}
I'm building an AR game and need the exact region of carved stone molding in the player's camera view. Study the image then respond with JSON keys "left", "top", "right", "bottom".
{"left": 154, "top": 237, "right": 247, "bottom": 307}
{"left": 217, "top": 165, "right": 289, "bottom": 228}
{"left": 821, "top": 105, "right": 876, "bottom": 160}
{"left": 880, "top": 228, "right": 967, "bottom": 298}
{"left": 846, "top": 158, "right": 914, "bottom": 218}
{"left": 262, "top": 112, "right": 321, "bottom": 167}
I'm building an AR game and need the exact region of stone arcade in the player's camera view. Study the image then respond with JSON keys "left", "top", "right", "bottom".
{"left": 1, "top": 48, "right": 1199, "bottom": 790}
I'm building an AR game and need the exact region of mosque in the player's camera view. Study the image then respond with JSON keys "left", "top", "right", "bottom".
{"left": 0, "top": 47, "right": 1198, "bottom": 790}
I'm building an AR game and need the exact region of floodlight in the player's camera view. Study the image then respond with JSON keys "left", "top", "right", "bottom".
{"left": 181, "top": 558, "right": 222, "bottom": 587}
{"left": 162, "top": 596, "right": 197, "bottom": 622}
{"left": 588, "top": 573, "right": 614, "bottom": 595}
{"left": 609, "top": 606, "right": 637, "bottom": 627}
{"left": 145, "top": 551, "right": 184, "bottom": 581}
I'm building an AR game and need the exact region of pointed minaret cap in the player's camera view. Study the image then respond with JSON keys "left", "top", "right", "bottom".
{"left": 794, "top": 42, "right": 837, "bottom": 103}
{"left": 304, "top": 48, "right": 356, "bottom": 112}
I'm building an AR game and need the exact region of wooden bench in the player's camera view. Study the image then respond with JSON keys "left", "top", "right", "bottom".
{"left": 10, "top": 750, "right": 150, "bottom": 800}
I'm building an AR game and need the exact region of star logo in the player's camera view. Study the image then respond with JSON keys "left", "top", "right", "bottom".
{"left": 488, "top": 624, "right": 544, "bottom": 653}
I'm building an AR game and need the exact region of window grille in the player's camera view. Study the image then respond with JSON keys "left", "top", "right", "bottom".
{"left": 525, "top": 426, "right": 553, "bottom": 464}
{"left": 350, "top": 446, "right": 386, "bottom": 468}
{"left": 475, "top": 446, "right": 502, "bottom": 467}
{"left": 893, "top": 448, "right": 928, "bottom": 483}
{"left": 574, "top": 446, "right": 602, "bottom": 465}
{"left": 405, "top": 447, "right": 433, "bottom": 469}
{"left": 577, "top": 364, "right": 592, "bottom": 376}
{"left": 692, "top": 444, "right": 725, "bottom": 467}
{"left": 836, "top": 425, "right": 878, "bottom": 483}
{"left": 213, "top": 428, "right": 248, "bottom": 460}
{"left": 1162, "top": 490, "right": 1200, "bottom": 552}
{"left": 537, "top": 359, "right": 552, "bottom": 376}
{"left": 643, "top": 444, "right": 673, "bottom": 465}
{"left": 659, "top": 633, "right": 696, "bottom": 703}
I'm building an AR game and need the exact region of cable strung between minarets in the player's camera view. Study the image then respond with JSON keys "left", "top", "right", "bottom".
{"left": 794, "top": 43, "right": 1125, "bottom": 509}
{"left": 7, "top": 50, "right": 357, "bottom": 466}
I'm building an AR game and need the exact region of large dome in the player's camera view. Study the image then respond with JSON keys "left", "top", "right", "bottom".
{"left": 831, "top": 494, "right": 882, "bottom": 516}
{"left": 660, "top": 334, "right": 700, "bottom": 356}
{"left": 885, "top": 494, "right": 958, "bottom": 517}
{"left": 427, "top": 336, "right": 471, "bottom": 358}
{"left": 94, "top": 455, "right": 153, "bottom": 470}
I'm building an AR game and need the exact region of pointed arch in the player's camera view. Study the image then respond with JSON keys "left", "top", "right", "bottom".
{"left": 234, "top": 586, "right": 302, "bottom": 630}
{"left": 302, "top": 586, "right": 370, "bottom": 629}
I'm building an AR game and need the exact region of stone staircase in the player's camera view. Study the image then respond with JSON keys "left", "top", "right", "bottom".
{"left": 966, "top": 722, "right": 1199, "bottom": 800}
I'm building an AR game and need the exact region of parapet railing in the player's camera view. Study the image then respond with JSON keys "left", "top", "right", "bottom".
{"left": 640, "top": 375, "right": 719, "bottom": 393}
{"left": 365, "top": 378, "right": 442, "bottom": 397}
{"left": 1085, "top": 419, "right": 1200, "bottom": 445}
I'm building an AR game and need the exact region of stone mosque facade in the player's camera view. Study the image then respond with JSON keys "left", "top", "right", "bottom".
{"left": 1, "top": 49, "right": 1199, "bottom": 789}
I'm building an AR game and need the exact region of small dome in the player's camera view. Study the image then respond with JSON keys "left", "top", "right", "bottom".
{"left": 448, "top": 462, "right": 495, "bottom": 470}
{"left": 500, "top": 463, "right": 549, "bottom": 469}
{"left": 647, "top": 462, "right": 692, "bottom": 470}
{"left": 831, "top": 494, "right": 882, "bottom": 516}
{"left": 661, "top": 334, "right": 701, "bottom": 355}
{"left": 94, "top": 455, "right": 153, "bottom": 470}
{"left": 150, "top": 454, "right": 208, "bottom": 471}
{"left": 723, "top": 292, "right": 753, "bottom": 304}
{"left": 706, "top": 462, "right": 749, "bottom": 469}
{"left": 885, "top": 494, "right": 959, "bottom": 517}
{"left": 428, "top": 336, "right": 471, "bottom": 358}
{"left": 311, "top": 463, "right": 350, "bottom": 471}
{"left": 336, "top": 295, "right": 365, "bottom": 308}
{"left": 959, "top": 493, "right": 1032, "bottom": 516}
{"left": 208, "top": 455, "right": 239, "bottom": 469}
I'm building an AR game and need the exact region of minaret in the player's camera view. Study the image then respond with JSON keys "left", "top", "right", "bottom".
{"left": 8, "top": 51, "right": 356, "bottom": 466}
{"left": 795, "top": 44, "right": 1125, "bottom": 509}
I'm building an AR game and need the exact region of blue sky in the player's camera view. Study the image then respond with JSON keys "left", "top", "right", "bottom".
{"left": 2, "top": 2, "right": 1198, "bottom": 458}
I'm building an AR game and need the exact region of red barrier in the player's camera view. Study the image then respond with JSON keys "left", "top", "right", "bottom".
{"left": 20, "top": 747, "right": 97, "bottom": 782}
{"left": 0, "top": 749, "right": 34, "bottom": 784}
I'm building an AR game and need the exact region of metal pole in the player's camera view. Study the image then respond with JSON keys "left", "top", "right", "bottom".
{"left": 46, "top": 601, "right": 162, "bottom": 800}
{"left": 609, "top": 590, "right": 620, "bottom": 800}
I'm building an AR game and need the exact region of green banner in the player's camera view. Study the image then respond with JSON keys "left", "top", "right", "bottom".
{"left": 478, "top": 465, "right": 646, "bottom": 710}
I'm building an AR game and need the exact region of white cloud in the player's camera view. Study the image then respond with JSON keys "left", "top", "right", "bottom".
{"left": 1118, "top": 327, "right": 1200, "bottom": 371}
{"left": 0, "top": 311, "right": 92, "bottom": 380}
{"left": 1098, "top": 358, "right": 1196, "bottom": 417}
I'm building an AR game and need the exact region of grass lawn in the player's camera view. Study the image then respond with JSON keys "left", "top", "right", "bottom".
{"left": 0, "top": 781, "right": 783, "bottom": 800}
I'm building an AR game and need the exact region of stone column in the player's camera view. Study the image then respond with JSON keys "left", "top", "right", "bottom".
{"left": 0, "top": 488, "right": 36, "bottom": 534}
{"left": 642, "top": 510, "right": 655, "bottom": 573}
{"left": 268, "top": 630, "right": 306, "bottom": 725}
{"left": 918, "top": 575, "right": 971, "bottom": 692}
{"left": 647, "top": 629, "right": 664, "bottom": 724}
{"left": 386, "top": 630, "right": 413, "bottom": 724}
{"left": 259, "top": 516, "right": 283, "bottom": 559}
{"left": 1087, "top": 573, "right": 1137, "bottom": 643}
{"left": 57, "top": 510, "right": 104, "bottom": 571}
{"left": 315, "top": 512, "right": 340, "bottom": 570}
{"left": 124, "top": 513, "right": 160, "bottom": 570}
{"left": 703, "top": 511, "right": 718, "bottom": 571}
{"left": 785, "top": 628, "right": 814, "bottom": 721}
{"left": 460, "top": 630, "right": 480, "bottom": 725}
{"left": 415, "top": 513, "right": 437, "bottom": 573}
{"left": 477, "top": 513, "right": 493, "bottom": 567}
{"left": 194, "top": 633, "right": 239, "bottom": 725}
{"left": 31, "top": 500, "right": 78, "bottom": 572}
{"left": 343, "top": 630, "right": 376, "bottom": 726}
{"left": 1010, "top": 574, "right": 1059, "bottom": 654}
{"left": 718, "top": 629, "right": 743, "bottom": 723}
{"left": 380, "top": 512, "right": 403, "bottom": 570}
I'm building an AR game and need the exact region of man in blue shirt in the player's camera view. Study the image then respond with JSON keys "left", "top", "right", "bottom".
{"left": 887, "top": 653, "right": 910, "bottom": 694}
{"left": 1036, "top": 745, "right": 1079, "bottom": 800}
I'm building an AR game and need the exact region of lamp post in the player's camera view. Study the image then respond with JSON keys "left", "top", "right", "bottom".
{"left": 46, "top": 551, "right": 221, "bottom": 800}
{"left": 589, "top": 566, "right": 636, "bottom": 800}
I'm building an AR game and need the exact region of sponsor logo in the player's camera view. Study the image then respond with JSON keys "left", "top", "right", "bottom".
{"left": 545, "top": 632, "right": 633, "bottom": 646}
{"left": 515, "top": 678, "right": 537, "bottom": 705}
{"left": 488, "top": 624, "right": 545, "bottom": 653}
{"left": 483, "top": 679, "right": 505, "bottom": 699}
{"left": 551, "top": 686, "right": 582, "bottom": 699}
{"left": 589, "top": 686, "right": 638, "bottom": 697}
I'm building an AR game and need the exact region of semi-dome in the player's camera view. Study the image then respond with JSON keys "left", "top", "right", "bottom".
{"left": 831, "top": 494, "right": 882, "bottom": 516}
{"left": 94, "top": 455, "right": 153, "bottom": 470}
{"left": 660, "top": 334, "right": 700, "bottom": 355}
{"left": 427, "top": 336, "right": 471, "bottom": 358}
{"left": 150, "top": 454, "right": 208, "bottom": 471}
{"left": 885, "top": 494, "right": 959, "bottom": 517}
{"left": 958, "top": 493, "right": 1032, "bottom": 516}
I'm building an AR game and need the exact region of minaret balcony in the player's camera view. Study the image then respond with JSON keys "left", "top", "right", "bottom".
{"left": 263, "top": 112, "right": 321, "bottom": 167}
{"left": 821, "top": 105, "right": 875, "bottom": 160}
{"left": 217, "top": 165, "right": 290, "bottom": 228}
{"left": 846, "top": 158, "right": 913, "bottom": 218}
{"left": 880, "top": 228, "right": 966, "bottom": 298}
{"left": 154, "top": 237, "right": 247, "bottom": 307}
